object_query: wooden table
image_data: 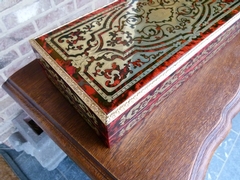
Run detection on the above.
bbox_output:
[3,32,240,180]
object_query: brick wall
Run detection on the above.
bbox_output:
[0,0,115,144]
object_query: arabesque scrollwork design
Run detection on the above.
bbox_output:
[45,0,239,102]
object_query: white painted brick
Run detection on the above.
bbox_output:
[76,0,93,8]
[35,1,75,30]
[60,5,93,25]
[0,103,23,122]
[54,0,65,5]
[0,23,36,51]
[9,23,36,41]
[0,89,7,99]
[0,36,18,52]
[2,0,52,29]
[0,74,7,99]
[4,52,36,78]
[0,50,19,69]
[0,0,22,12]
[0,124,17,144]
[33,21,61,37]
[0,96,15,112]
[0,0,110,145]
[0,74,5,85]
[18,41,34,55]
[94,0,109,9]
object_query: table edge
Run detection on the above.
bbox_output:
[2,62,240,180]
[190,85,240,180]
[2,79,117,180]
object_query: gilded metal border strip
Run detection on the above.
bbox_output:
[30,11,240,125]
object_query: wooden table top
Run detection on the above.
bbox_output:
[3,32,240,180]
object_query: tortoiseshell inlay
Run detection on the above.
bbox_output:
[33,0,240,116]
[44,0,239,102]
[31,0,240,146]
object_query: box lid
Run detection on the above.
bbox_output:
[30,0,240,125]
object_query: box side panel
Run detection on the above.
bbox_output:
[39,59,110,147]
[108,19,240,146]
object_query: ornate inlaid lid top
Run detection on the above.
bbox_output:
[31,0,240,123]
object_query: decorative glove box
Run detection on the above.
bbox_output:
[30,0,240,147]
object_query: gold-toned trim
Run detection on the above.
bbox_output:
[40,1,240,103]
[30,11,240,125]
[29,39,108,123]
[106,12,240,124]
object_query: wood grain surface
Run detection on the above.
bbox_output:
[3,32,240,180]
